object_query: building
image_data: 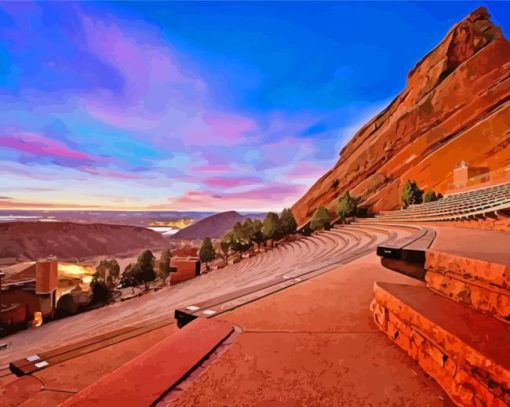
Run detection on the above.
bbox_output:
[169,257,201,285]
[1,259,58,323]
[452,161,489,188]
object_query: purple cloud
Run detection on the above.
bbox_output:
[0,133,103,166]
[182,112,258,147]
[164,183,305,211]
[203,176,262,189]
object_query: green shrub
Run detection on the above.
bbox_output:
[310,206,330,231]
[336,191,357,223]
[401,180,424,208]
[424,191,437,203]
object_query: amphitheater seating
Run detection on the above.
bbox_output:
[375,182,510,222]
[174,223,417,327]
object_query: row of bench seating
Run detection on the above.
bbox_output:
[374,182,510,222]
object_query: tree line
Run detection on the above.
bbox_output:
[89,248,173,302]
[198,208,298,268]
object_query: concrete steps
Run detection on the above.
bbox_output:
[425,250,510,322]
[372,225,510,406]
[371,282,509,406]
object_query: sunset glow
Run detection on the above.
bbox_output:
[1,2,509,211]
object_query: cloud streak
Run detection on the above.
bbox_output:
[0,133,105,168]
[0,3,398,211]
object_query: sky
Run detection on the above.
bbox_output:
[1,2,509,212]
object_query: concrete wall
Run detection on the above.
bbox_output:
[36,260,58,294]
[1,288,40,319]
[170,257,201,285]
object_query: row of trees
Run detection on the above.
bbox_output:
[89,248,174,302]
[223,209,297,254]
[401,180,443,209]
[198,208,299,267]
[309,191,359,231]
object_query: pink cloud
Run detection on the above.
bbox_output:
[261,137,317,166]
[182,112,258,147]
[81,15,208,131]
[203,176,261,189]
[80,167,144,180]
[191,162,234,174]
[0,133,99,162]
[163,183,305,211]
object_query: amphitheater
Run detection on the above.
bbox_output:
[1,180,509,406]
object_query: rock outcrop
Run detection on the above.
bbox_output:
[292,7,510,225]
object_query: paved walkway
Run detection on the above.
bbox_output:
[166,253,452,406]
[430,225,510,265]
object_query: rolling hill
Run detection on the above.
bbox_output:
[170,211,264,240]
[0,222,169,260]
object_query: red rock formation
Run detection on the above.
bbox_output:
[292,7,510,225]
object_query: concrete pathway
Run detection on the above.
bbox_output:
[167,253,452,406]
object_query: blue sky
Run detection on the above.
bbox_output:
[0,2,509,211]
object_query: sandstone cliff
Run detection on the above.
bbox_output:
[292,7,510,225]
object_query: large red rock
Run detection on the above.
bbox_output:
[292,7,510,225]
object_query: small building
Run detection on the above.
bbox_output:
[169,257,201,285]
[1,259,59,322]
[453,161,489,188]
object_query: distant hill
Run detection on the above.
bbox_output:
[0,222,169,260]
[170,211,264,240]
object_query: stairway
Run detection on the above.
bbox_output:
[371,251,510,406]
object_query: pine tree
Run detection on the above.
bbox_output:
[280,208,297,235]
[310,207,330,231]
[199,238,216,269]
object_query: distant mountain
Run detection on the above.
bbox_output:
[170,211,264,241]
[0,222,169,261]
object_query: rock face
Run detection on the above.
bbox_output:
[292,7,510,225]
